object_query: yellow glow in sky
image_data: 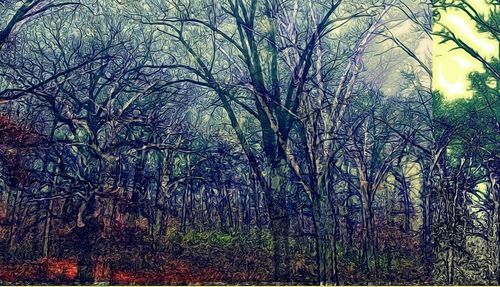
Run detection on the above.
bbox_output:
[433,0,499,100]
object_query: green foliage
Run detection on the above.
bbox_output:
[182,230,233,248]
[434,60,499,161]
[181,229,273,252]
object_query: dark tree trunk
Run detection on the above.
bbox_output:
[251,174,262,229]
[268,159,290,282]
[360,181,373,273]
[421,168,433,272]
[74,218,98,284]
[311,183,339,285]
[8,188,21,257]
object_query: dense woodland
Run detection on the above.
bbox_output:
[0,0,498,285]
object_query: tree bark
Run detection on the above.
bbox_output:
[8,188,21,257]
[359,179,374,273]
[420,165,433,271]
[75,197,99,285]
[311,176,339,285]
[42,199,53,258]
[486,159,500,284]
[268,158,291,282]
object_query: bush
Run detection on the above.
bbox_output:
[180,228,273,251]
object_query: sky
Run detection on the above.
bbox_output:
[433,0,498,100]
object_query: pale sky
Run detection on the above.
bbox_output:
[433,0,498,100]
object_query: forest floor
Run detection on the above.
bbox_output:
[0,229,430,285]
[0,255,276,285]
[0,252,431,285]
[0,249,277,285]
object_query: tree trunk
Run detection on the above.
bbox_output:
[268,159,290,282]
[181,185,189,233]
[446,248,454,285]
[224,184,234,230]
[42,199,53,258]
[75,218,98,284]
[394,170,412,233]
[486,159,500,284]
[251,174,262,229]
[493,188,500,284]
[421,167,433,271]
[8,188,21,257]
[181,155,191,233]
[152,208,163,249]
[311,177,339,285]
[75,196,99,285]
[359,180,374,273]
